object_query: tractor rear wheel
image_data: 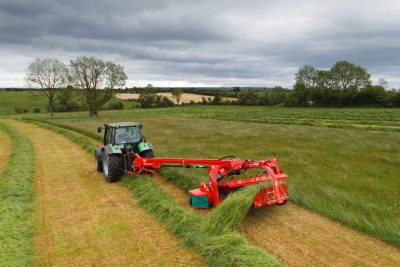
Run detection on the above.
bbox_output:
[102,152,123,182]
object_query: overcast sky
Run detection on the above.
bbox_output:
[0,0,399,88]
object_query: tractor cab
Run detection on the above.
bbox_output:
[98,122,143,146]
[95,122,154,182]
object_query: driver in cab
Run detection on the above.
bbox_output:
[116,127,136,143]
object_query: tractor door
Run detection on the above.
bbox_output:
[110,127,116,144]
[104,126,111,145]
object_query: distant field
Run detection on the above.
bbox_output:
[139,106,400,131]
[116,92,236,104]
[24,106,400,132]
[0,91,48,115]
[21,107,400,245]
[0,91,134,115]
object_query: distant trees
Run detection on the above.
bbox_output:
[69,56,127,117]
[236,87,289,106]
[26,58,68,117]
[295,61,371,91]
[138,84,174,108]
[54,85,83,112]
[172,88,183,105]
[291,60,400,106]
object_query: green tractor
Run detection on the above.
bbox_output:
[95,122,154,182]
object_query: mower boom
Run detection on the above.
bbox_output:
[130,155,288,208]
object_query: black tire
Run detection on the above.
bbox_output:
[140,150,154,158]
[102,152,123,182]
[96,158,103,172]
[95,150,103,172]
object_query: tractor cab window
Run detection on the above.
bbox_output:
[105,127,111,144]
[115,126,141,144]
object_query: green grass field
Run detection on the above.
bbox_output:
[19,106,400,246]
[0,91,134,115]
[17,106,400,131]
[0,91,48,115]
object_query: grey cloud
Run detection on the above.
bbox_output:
[0,0,399,88]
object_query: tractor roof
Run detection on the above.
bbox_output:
[107,122,142,128]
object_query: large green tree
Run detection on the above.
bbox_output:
[294,65,318,90]
[329,61,371,90]
[69,56,127,117]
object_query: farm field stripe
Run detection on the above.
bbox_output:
[23,118,400,265]
[7,120,205,266]
[151,174,209,217]
[22,118,209,217]
[0,127,12,173]
[157,167,400,265]
[0,120,35,266]
[241,203,400,267]
[21,119,205,215]
[23,120,283,266]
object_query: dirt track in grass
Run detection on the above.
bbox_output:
[241,203,400,267]
[0,127,12,173]
[152,174,209,216]
[8,120,205,267]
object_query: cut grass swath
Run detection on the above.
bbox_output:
[23,119,283,266]
[0,121,35,266]
[22,117,101,142]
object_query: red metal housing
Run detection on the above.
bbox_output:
[129,155,288,208]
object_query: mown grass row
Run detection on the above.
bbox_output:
[23,119,283,266]
[19,106,400,133]
[0,122,36,266]
[22,118,101,142]
[90,106,400,132]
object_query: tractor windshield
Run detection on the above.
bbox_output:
[115,126,141,144]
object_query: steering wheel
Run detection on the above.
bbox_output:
[118,133,130,142]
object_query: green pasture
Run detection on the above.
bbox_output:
[0,91,133,115]
[20,107,400,246]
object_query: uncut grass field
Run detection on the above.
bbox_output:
[21,106,400,246]
[0,91,134,115]
[0,91,48,115]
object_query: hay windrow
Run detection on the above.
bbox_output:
[0,121,35,266]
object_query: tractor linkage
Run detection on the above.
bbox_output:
[128,155,288,209]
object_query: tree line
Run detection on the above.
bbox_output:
[26,57,127,117]
[235,61,400,107]
[26,57,400,118]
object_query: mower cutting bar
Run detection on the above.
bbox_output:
[131,154,288,208]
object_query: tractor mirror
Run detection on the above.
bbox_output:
[97,127,102,133]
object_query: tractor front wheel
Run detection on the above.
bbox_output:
[102,152,123,182]
[96,157,103,172]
